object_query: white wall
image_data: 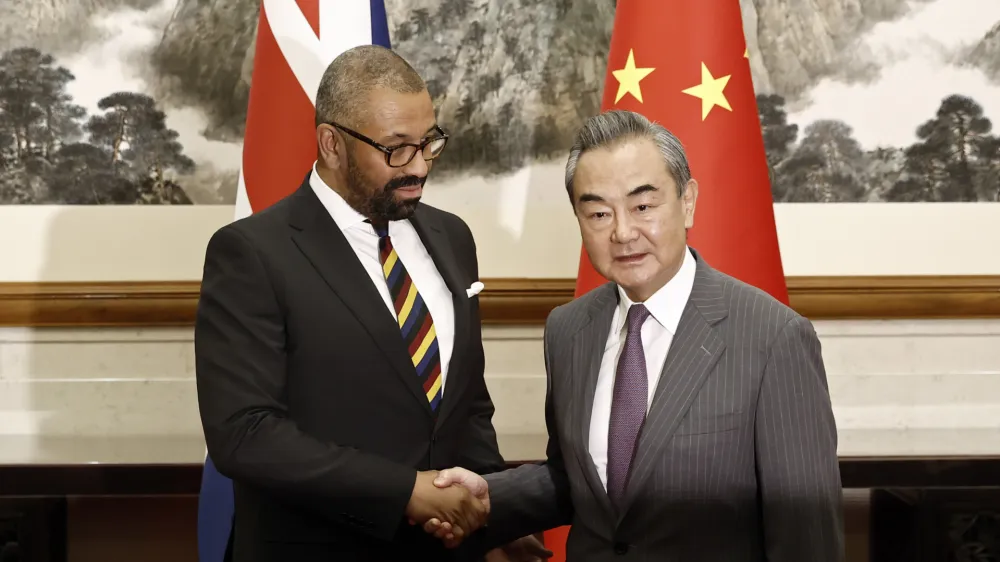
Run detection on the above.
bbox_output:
[2,172,1000,282]
[2,319,998,463]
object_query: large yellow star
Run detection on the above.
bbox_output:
[612,49,655,104]
[681,62,732,120]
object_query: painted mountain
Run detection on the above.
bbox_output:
[0,0,997,203]
[967,21,1000,81]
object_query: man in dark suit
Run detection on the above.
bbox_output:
[430,109,845,561]
[195,45,508,562]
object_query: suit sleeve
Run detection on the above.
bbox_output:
[755,315,844,562]
[455,376,506,474]
[451,219,506,475]
[195,225,417,542]
[461,316,574,552]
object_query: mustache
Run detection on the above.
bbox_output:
[384,175,426,191]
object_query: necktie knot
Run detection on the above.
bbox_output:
[626,303,651,333]
[366,219,389,239]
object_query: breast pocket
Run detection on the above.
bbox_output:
[672,410,743,436]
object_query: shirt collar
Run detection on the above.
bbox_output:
[308,161,372,233]
[614,246,696,336]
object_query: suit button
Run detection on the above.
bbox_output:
[613,542,629,554]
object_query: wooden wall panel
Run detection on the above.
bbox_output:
[1,276,998,327]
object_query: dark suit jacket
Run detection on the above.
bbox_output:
[195,176,506,562]
[464,252,844,562]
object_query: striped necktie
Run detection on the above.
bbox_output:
[372,222,443,411]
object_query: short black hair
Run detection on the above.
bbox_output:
[314,45,426,128]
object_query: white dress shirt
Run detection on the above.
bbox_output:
[308,163,455,393]
[588,246,697,489]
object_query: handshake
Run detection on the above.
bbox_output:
[404,468,552,560]
[404,467,489,547]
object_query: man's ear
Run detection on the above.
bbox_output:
[682,178,698,229]
[316,124,345,170]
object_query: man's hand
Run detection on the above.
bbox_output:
[404,470,488,545]
[435,467,489,511]
[417,467,490,547]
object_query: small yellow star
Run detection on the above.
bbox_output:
[612,49,655,104]
[744,47,749,58]
[681,62,732,120]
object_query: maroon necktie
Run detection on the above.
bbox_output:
[607,303,651,506]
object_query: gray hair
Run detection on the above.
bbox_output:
[564,109,691,200]
[315,45,426,128]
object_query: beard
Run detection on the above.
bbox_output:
[346,150,425,222]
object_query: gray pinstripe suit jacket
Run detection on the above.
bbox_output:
[471,251,844,561]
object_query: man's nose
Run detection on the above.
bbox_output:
[611,214,639,243]
[402,153,429,177]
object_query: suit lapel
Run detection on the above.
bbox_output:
[408,207,472,430]
[287,178,433,418]
[616,259,728,522]
[571,285,617,518]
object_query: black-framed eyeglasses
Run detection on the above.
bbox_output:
[328,122,449,168]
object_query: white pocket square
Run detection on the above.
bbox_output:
[466,281,484,298]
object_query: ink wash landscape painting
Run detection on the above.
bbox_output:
[0,0,998,205]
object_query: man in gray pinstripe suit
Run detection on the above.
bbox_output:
[428,109,844,561]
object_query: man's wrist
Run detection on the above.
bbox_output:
[406,470,438,512]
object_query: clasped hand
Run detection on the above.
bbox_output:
[404,469,489,547]
[412,468,553,561]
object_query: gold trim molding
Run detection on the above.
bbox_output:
[1,276,998,327]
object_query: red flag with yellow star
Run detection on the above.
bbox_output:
[572,0,788,306]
